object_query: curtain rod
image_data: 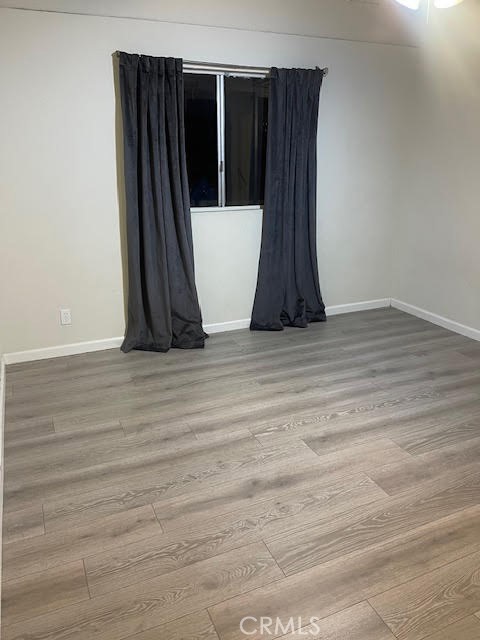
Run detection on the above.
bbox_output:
[184,60,329,77]
[114,53,328,76]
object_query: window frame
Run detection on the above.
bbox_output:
[184,66,268,212]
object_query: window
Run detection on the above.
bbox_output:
[184,71,269,209]
[184,74,218,208]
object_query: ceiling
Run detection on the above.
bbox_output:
[0,0,424,46]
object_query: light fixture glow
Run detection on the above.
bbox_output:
[433,0,464,7]
[393,0,464,8]
[394,0,421,9]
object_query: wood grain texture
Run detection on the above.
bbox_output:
[2,504,162,580]
[3,414,54,443]
[209,507,480,640]
[39,439,312,532]
[266,473,480,575]
[4,543,281,640]
[3,308,480,640]
[2,561,89,626]
[85,475,384,596]
[4,431,262,513]
[369,551,480,640]
[392,616,480,640]
[2,504,45,543]
[119,610,219,640]
[368,437,480,496]
[5,422,197,482]
[152,452,387,532]
[278,601,396,639]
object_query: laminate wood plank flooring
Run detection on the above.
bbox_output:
[151,463,386,533]
[209,508,480,640]
[2,504,45,543]
[2,561,89,626]
[4,543,281,640]
[264,480,480,576]
[2,308,480,640]
[84,475,384,597]
[2,504,162,581]
[279,601,397,639]
[369,551,480,639]
[124,610,219,640]
[37,439,313,532]
[368,437,480,495]
[418,617,480,640]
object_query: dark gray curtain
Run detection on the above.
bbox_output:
[250,67,327,331]
[118,53,207,352]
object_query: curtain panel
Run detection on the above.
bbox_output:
[250,67,327,331]
[118,53,206,352]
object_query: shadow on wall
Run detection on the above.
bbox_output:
[112,52,129,322]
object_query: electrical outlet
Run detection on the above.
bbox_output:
[60,308,72,325]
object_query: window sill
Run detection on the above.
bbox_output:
[191,205,263,213]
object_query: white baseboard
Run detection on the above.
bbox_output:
[391,298,480,342]
[2,300,393,364]
[3,337,124,365]
[325,298,391,316]
[204,300,391,333]
[2,323,252,364]
[204,318,251,334]
[4,296,477,365]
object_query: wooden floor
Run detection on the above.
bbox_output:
[2,308,480,640]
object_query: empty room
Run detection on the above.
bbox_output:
[1,1,480,639]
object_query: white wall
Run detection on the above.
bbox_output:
[391,2,480,333]
[0,0,423,46]
[0,7,416,354]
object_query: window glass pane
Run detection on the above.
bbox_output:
[225,76,269,207]
[184,74,218,207]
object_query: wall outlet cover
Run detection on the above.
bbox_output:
[60,308,72,325]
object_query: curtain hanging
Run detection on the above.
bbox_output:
[250,67,327,331]
[118,53,207,352]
